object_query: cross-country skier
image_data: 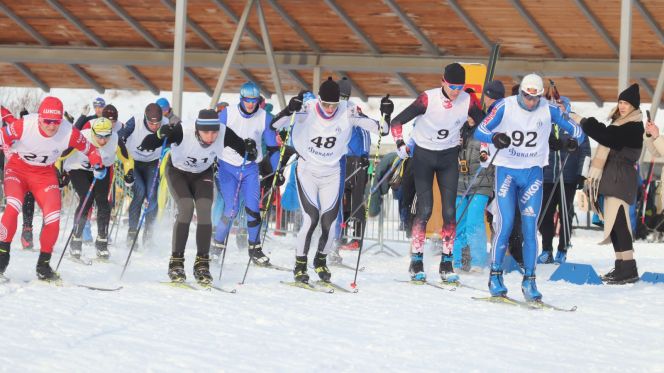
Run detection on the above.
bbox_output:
[74,97,105,129]
[211,82,277,266]
[389,62,483,282]
[60,117,134,260]
[0,97,102,280]
[163,109,250,284]
[1,108,37,251]
[271,77,392,283]
[118,103,170,248]
[475,73,585,300]
[156,98,181,126]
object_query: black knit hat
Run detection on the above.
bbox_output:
[484,80,505,100]
[443,63,466,84]
[618,83,640,109]
[102,104,118,121]
[319,77,340,103]
[195,109,220,131]
[144,103,163,122]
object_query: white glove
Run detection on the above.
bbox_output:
[395,140,410,159]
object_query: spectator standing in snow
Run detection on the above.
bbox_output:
[579,83,643,284]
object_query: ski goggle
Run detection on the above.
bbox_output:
[146,119,161,126]
[94,132,112,139]
[520,89,542,102]
[443,79,465,91]
[42,119,62,126]
[241,96,260,104]
[319,99,339,110]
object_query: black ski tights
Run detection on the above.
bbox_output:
[165,160,214,257]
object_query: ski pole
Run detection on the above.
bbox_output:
[120,138,168,280]
[259,155,298,182]
[537,152,571,230]
[351,114,387,289]
[347,156,402,221]
[55,177,98,271]
[108,176,127,242]
[218,154,248,281]
[242,112,296,284]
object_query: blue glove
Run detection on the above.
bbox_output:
[93,166,107,180]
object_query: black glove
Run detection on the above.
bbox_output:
[57,169,70,188]
[549,135,562,151]
[565,138,579,153]
[275,172,285,187]
[288,91,304,113]
[380,94,394,123]
[124,169,135,187]
[244,138,258,162]
[492,133,511,149]
[576,175,586,190]
[158,125,174,139]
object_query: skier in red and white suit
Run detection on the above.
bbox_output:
[0,96,102,281]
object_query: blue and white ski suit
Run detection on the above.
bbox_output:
[214,104,277,246]
[475,95,584,273]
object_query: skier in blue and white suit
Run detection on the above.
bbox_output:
[212,81,277,266]
[475,73,585,301]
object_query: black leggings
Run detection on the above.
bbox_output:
[412,145,459,242]
[70,169,112,239]
[538,182,576,252]
[165,160,214,257]
[610,205,633,252]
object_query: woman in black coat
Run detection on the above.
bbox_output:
[578,83,644,284]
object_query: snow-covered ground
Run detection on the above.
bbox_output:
[1,218,663,372]
[1,87,664,371]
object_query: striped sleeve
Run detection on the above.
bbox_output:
[475,100,505,143]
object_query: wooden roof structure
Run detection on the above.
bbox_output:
[0,0,662,106]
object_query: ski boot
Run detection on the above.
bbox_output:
[0,242,10,275]
[600,260,622,282]
[167,254,186,283]
[210,240,225,261]
[439,253,460,283]
[21,226,34,251]
[521,270,542,301]
[488,265,507,297]
[327,248,343,265]
[95,237,110,260]
[554,250,567,264]
[537,250,554,264]
[409,253,426,281]
[607,259,639,285]
[313,252,331,282]
[70,237,83,259]
[82,221,93,243]
[36,252,60,281]
[293,256,309,283]
[248,244,270,266]
[193,255,213,286]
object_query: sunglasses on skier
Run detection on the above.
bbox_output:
[443,79,465,91]
[241,97,260,104]
[319,99,339,111]
[520,89,542,102]
[94,132,112,139]
[42,119,62,126]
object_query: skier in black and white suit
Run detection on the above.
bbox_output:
[161,109,252,285]
[271,78,392,283]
